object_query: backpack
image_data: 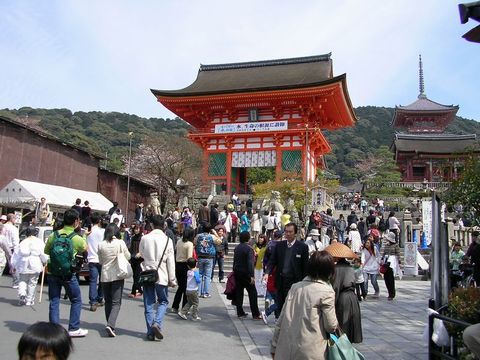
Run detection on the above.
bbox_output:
[231,213,238,228]
[49,231,75,277]
[378,218,388,232]
[195,233,216,257]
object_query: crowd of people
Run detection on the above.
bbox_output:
[0,194,432,360]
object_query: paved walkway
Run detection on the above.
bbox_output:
[215,278,430,360]
[0,274,430,359]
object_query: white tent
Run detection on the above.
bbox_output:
[0,179,113,212]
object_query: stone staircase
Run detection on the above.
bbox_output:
[212,241,238,278]
[212,240,430,279]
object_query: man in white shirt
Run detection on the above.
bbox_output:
[139,215,177,341]
[87,213,105,311]
[4,214,19,287]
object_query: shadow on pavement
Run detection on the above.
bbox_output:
[4,320,30,334]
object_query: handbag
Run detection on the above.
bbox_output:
[138,238,169,286]
[379,263,389,274]
[223,272,236,300]
[116,243,133,280]
[328,331,365,360]
[379,255,390,274]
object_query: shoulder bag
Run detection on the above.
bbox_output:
[138,238,169,286]
[328,330,365,360]
[116,242,133,280]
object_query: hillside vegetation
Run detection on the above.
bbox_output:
[1,106,479,184]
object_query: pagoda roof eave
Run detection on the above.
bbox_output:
[151,74,345,98]
[153,74,356,130]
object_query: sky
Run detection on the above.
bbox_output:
[0,0,479,121]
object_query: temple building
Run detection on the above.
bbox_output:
[151,54,356,194]
[391,56,478,183]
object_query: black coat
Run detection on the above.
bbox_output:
[268,240,309,289]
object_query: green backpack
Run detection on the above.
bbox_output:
[49,231,75,277]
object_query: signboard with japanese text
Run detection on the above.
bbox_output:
[214,120,288,134]
[422,199,432,246]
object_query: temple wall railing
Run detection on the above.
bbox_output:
[365,181,451,190]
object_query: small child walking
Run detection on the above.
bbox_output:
[353,257,367,301]
[178,258,201,321]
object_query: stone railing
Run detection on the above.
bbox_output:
[365,181,450,190]
[449,226,475,248]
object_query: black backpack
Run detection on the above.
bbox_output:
[378,218,388,232]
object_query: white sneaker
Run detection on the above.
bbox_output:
[68,328,88,337]
[26,301,34,306]
[261,311,268,325]
[177,312,188,320]
[192,316,201,321]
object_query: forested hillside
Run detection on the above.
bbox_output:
[1,106,479,184]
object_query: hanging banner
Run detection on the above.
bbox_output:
[215,120,288,134]
[422,199,432,246]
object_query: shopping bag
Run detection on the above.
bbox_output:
[117,251,133,279]
[328,333,365,360]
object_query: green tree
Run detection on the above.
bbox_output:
[444,156,480,226]
[247,167,275,185]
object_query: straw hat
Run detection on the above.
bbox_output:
[324,242,358,259]
[309,228,320,236]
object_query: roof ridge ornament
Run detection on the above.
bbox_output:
[418,54,427,99]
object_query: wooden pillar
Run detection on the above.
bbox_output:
[226,150,232,195]
[303,129,309,184]
[275,148,282,183]
[429,159,433,182]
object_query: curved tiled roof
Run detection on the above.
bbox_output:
[396,96,458,112]
[393,133,478,154]
[151,54,334,97]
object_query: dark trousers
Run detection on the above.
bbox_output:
[229,228,237,243]
[172,262,188,310]
[355,282,367,300]
[234,272,260,317]
[102,280,124,329]
[383,268,396,298]
[276,276,295,318]
[130,257,143,295]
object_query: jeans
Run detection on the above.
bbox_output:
[337,230,345,244]
[142,283,168,336]
[88,262,103,305]
[197,258,213,296]
[102,280,124,329]
[265,291,278,317]
[364,272,380,295]
[18,273,40,303]
[254,268,265,297]
[48,274,82,331]
[211,255,225,281]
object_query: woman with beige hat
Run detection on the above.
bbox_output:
[325,242,363,344]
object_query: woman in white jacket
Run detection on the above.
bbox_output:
[361,236,380,298]
[11,227,48,306]
[98,223,131,337]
